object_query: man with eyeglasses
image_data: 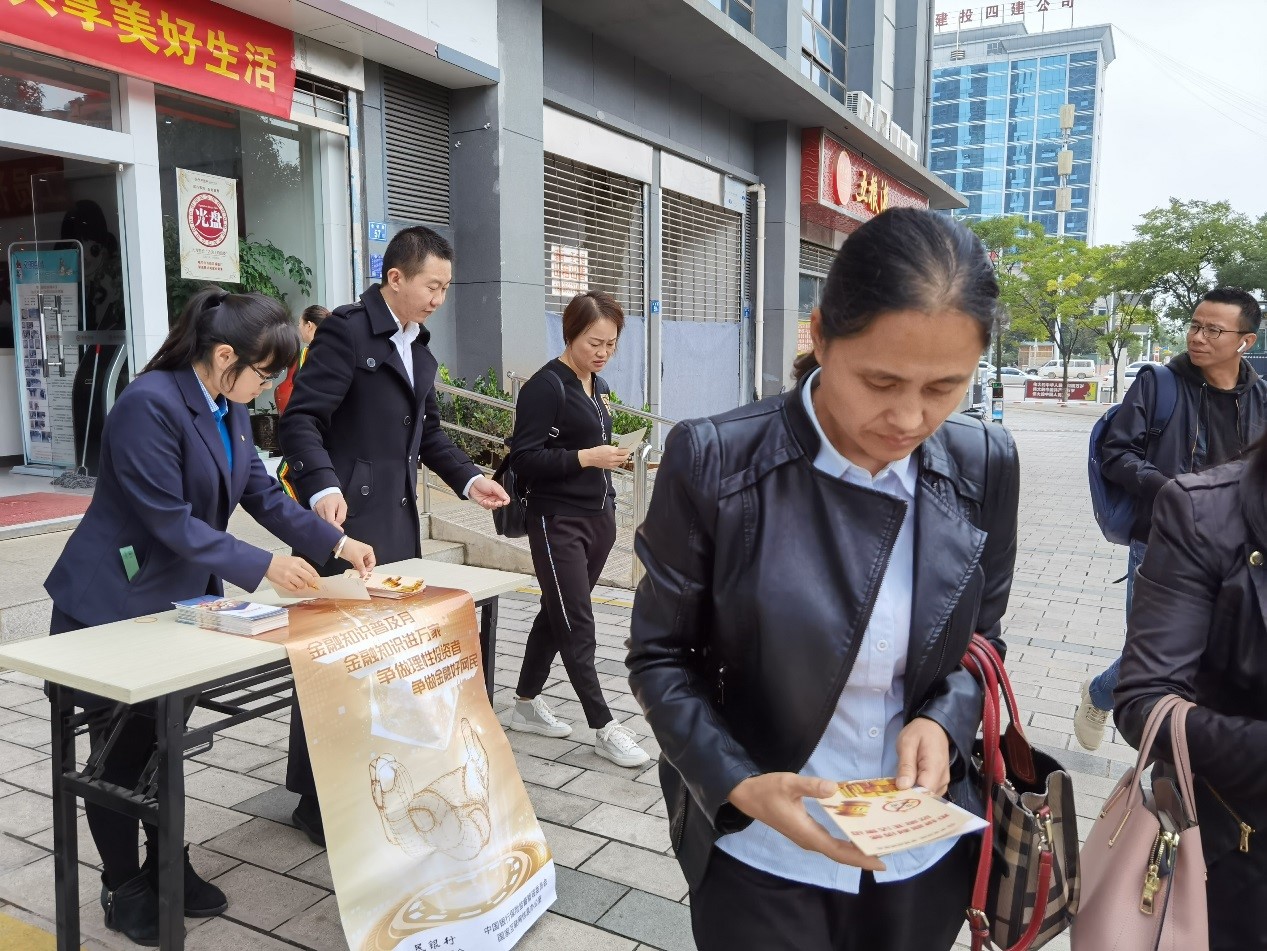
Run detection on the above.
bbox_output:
[1074,287,1267,750]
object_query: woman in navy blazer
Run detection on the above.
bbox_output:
[44,287,375,945]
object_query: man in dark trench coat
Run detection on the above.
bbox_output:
[277,225,509,843]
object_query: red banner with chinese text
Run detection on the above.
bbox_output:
[2,0,295,119]
[800,128,928,237]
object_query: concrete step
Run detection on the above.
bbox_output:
[418,537,465,564]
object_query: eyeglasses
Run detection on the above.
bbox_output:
[1187,321,1246,342]
[248,365,283,384]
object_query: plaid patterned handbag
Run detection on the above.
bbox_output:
[962,634,1081,951]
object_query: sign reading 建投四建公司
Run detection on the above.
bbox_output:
[177,169,239,283]
[933,0,1075,31]
[0,0,296,119]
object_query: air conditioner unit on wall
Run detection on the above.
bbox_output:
[872,106,891,136]
[896,130,912,154]
[845,90,875,126]
[904,137,920,159]
[886,120,902,142]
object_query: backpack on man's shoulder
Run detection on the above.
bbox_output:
[1087,365,1177,545]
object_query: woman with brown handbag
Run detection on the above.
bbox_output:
[1113,418,1267,950]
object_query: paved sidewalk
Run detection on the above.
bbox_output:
[0,403,1130,951]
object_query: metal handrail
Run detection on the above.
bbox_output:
[435,381,515,412]
[505,372,676,427]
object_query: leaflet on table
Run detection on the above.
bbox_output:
[352,571,428,600]
[271,575,371,601]
[816,777,987,857]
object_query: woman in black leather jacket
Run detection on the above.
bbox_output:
[628,208,1020,951]
[1115,447,1267,950]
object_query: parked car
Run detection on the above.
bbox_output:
[978,360,996,384]
[1102,360,1164,393]
[1039,358,1097,379]
[998,366,1027,385]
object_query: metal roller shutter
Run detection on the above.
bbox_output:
[662,190,743,322]
[799,240,836,277]
[383,69,450,225]
[543,153,645,315]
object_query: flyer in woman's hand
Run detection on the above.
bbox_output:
[816,777,987,857]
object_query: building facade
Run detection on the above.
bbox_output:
[0,0,962,477]
[929,22,1114,242]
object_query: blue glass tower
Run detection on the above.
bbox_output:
[929,23,1114,242]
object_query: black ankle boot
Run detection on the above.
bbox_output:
[291,794,325,848]
[141,844,228,918]
[100,870,160,947]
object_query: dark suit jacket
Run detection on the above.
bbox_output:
[277,284,479,567]
[45,367,342,626]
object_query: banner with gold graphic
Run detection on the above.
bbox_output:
[275,588,554,950]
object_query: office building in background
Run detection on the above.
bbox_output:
[930,21,1114,242]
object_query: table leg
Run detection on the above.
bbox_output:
[155,693,186,950]
[50,685,80,951]
[479,599,498,700]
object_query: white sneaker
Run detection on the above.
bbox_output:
[1074,678,1109,751]
[510,696,572,738]
[595,720,650,768]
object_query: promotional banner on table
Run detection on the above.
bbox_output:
[8,246,83,468]
[278,588,554,951]
[176,168,239,282]
[0,0,296,119]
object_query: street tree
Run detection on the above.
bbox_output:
[1217,212,1267,296]
[997,234,1115,400]
[1118,199,1258,320]
[965,216,1044,380]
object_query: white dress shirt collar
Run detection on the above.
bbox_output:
[383,301,419,387]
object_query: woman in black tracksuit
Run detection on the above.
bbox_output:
[505,291,650,768]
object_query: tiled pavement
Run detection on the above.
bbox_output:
[0,401,1132,950]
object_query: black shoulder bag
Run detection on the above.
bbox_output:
[492,371,566,538]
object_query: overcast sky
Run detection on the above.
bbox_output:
[933,0,1267,246]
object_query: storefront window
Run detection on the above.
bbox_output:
[0,42,118,131]
[155,89,351,324]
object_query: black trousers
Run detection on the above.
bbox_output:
[516,510,617,729]
[1208,842,1267,950]
[690,838,978,951]
[51,606,164,888]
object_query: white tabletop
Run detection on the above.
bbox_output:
[0,559,530,705]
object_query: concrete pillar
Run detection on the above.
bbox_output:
[449,0,546,385]
[117,77,167,369]
[753,122,802,397]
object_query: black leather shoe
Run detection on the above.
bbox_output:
[142,845,228,918]
[100,871,160,947]
[291,794,326,848]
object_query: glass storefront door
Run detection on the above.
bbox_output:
[4,153,129,474]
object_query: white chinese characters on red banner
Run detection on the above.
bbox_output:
[800,129,929,236]
[1025,379,1097,401]
[934,0,1073,30]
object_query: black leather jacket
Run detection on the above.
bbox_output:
[627,382,1020,888]
[1116,462,1267,863]
[1101,355,1267,543]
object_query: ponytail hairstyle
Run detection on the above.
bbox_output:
[792,208,999,381]
[143,286,301,386]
